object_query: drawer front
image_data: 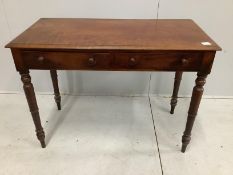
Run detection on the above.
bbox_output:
[22,51,203,71]
[22,51,113,70]
[114,52,203,71]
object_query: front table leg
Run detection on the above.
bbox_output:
[181,72,207,153]
[20,71,46,148]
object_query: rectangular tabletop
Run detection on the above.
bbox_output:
[6,18,221,51]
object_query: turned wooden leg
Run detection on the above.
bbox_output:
[20,71,46,148]
[170,71,183,114]
[50,70,61,110]
[181,72,207,153]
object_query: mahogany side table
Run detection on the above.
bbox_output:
[5,18,221,152]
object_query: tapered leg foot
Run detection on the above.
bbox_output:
[36,128,46,148]
[170,71,183,114]
[181,144,187,153]
[181,134,191,153]
[56,101,61,110]
[170,99,176,114]
[40,140,46,148]
[50,70,61,110]
[181,72,207,153]
[20,71,46,148]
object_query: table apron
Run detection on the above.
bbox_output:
[17,50,210,72]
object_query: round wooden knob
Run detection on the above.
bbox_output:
[38,56,44,62]
[181,58,189,65]
[129,57,137,66]
[88,57,96,66]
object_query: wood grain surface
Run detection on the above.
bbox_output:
[6,18,221,51]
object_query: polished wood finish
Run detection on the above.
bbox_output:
[6,19,221,152]
[170,71,183,114]
[21,50,203,71]
[114,52,202,71]
[6,18,221,51]
[181,51,215,152]
[182,72,207,152]
[20,71,45,148]
[50,70,61,110]
[22,51,113,70]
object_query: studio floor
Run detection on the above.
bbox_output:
[0,94,232,175]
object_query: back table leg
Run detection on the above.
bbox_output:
[170,71,183,114]
[20,71,46,148]
[50,70,61,110]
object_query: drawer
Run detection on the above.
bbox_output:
[22,51,203,71]
[22,51,113,70]
[114,52,203,71]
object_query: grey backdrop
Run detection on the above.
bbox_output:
[0,0,232,96]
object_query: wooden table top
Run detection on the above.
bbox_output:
[6,18,221,51]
